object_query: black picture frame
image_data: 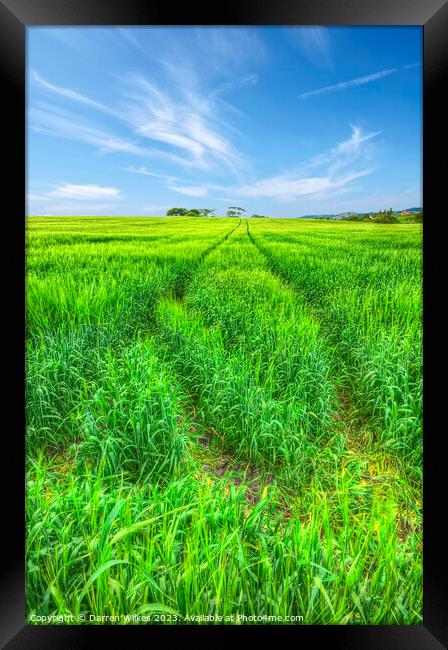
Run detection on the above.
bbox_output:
[1,1,446,647]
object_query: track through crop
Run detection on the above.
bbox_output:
[26,216,422,625]
[245,221,413,505]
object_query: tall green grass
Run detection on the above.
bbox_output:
[27,454,421,624]
[248,220,422,473]
[26,216,422,625]
[155,227,336,482]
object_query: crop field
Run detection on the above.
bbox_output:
[26,216,422,625]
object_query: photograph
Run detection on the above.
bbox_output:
[25,25,423,627]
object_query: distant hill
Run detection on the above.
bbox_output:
[299,208,422,220]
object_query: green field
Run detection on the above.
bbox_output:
[26,216,422,625]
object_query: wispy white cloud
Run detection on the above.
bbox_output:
[29,105,197,170]
[299,68,396,99]
[288,27,333,69]
[234,168,373,201]
[48,183,122,200]
[31,71,120,118]
[164,125,380,202]
[45,28,91,51]
[298,62,419,99]
[29,29,265,185]
[171,185,208,197]
[32,202,117,216]
[29,106,150,156]
[31,63,250,174]
[28,29,421,217]
[122,74,247,173]
[124,165,178,182]
[117,28,149,57]
[194,28,267,75]
[125,165,209,198]
[306,125,381,176]
[26,193,48,202]
[27,182,123,216]
[237,125,379,200]
[212,74,259,98]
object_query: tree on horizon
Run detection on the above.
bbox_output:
[226,206,246,218]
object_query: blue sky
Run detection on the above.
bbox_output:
[27,26,422,217]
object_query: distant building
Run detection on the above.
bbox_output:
[401,210,412,215]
